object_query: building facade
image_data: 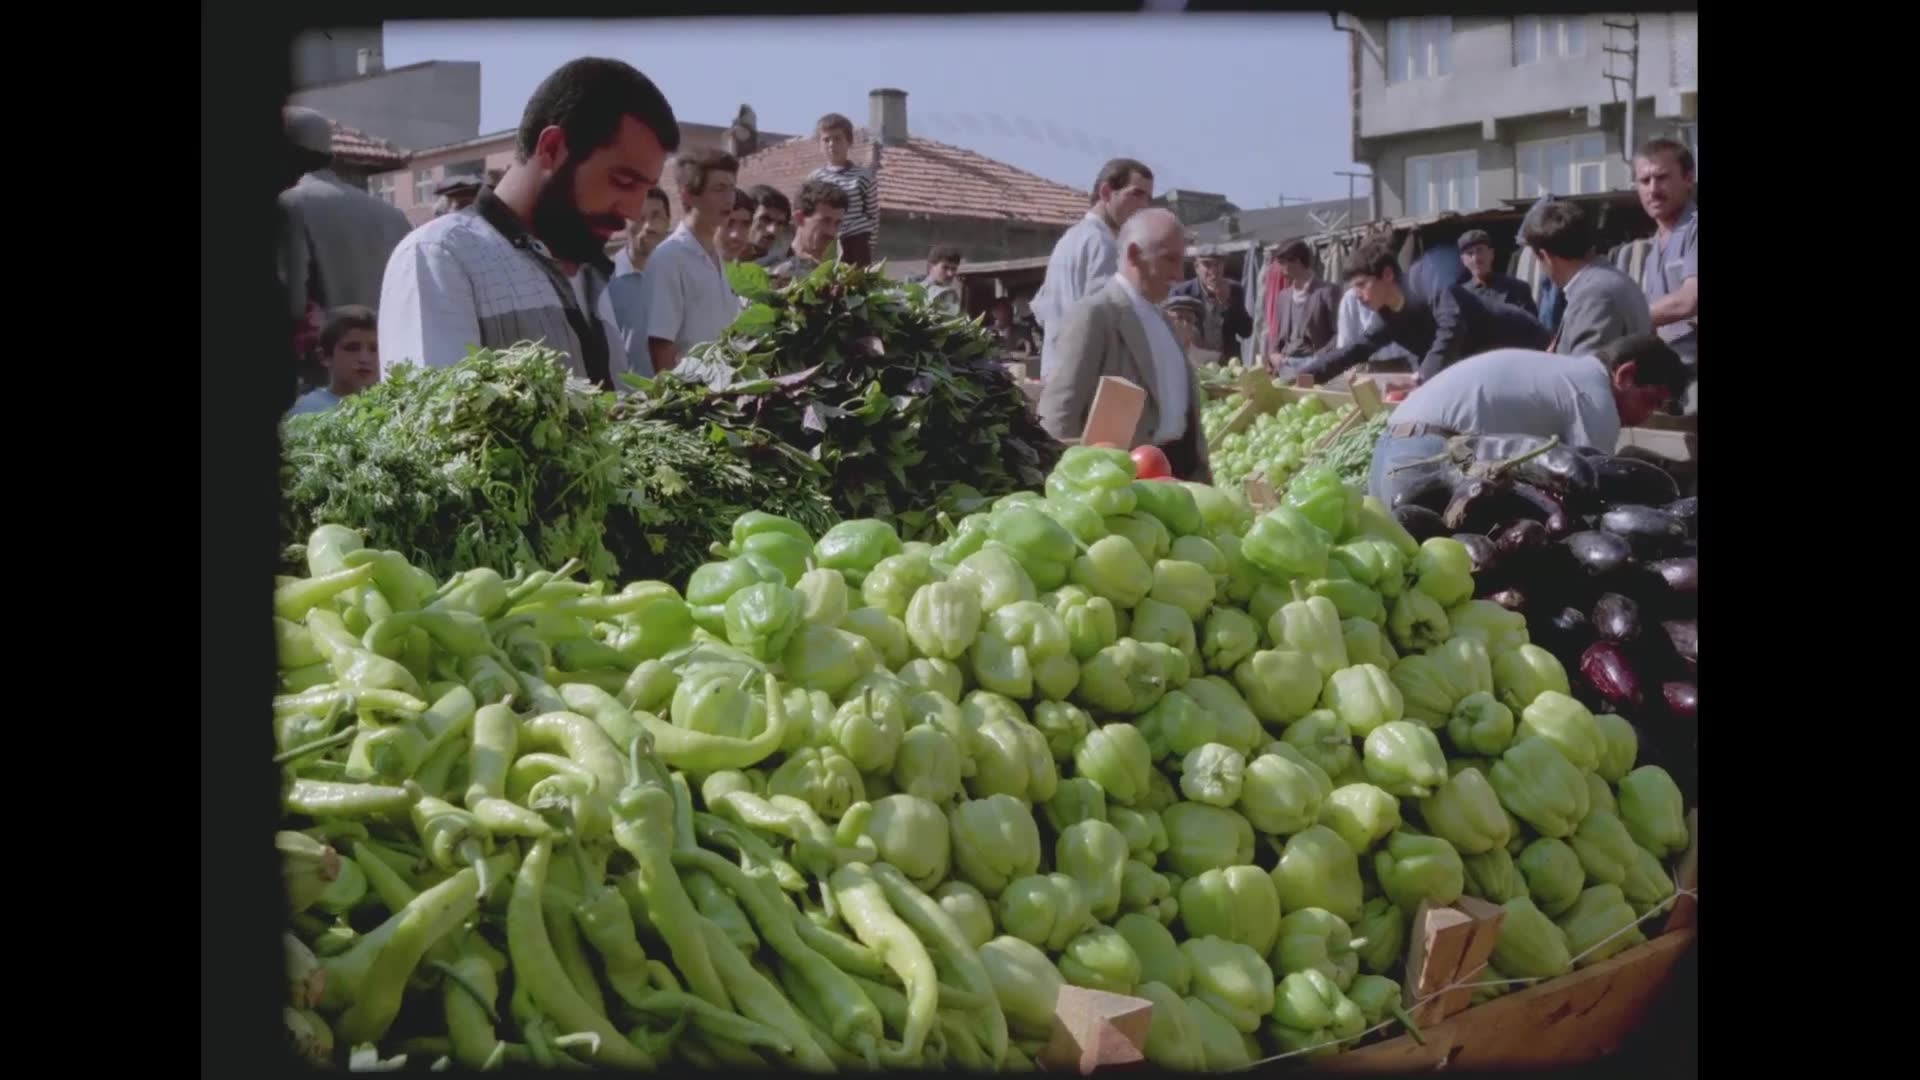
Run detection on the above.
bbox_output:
[289,59,484,155]
[1342,12,1698,220]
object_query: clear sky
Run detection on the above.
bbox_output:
[382,15,1364,211]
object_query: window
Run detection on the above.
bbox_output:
[1387,17,1453,84]
[445,158,486,180]
[1517,134,1608,198]
[1405,151,1478,216]
[369,173,397,206]
[413,168,437,206]
[1677,123,1699,178]
[1514,16,1586,64]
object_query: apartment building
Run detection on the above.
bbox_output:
[1340,12,1698,221]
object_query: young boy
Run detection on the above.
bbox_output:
[288,306,380,416]
[808,112,879,267]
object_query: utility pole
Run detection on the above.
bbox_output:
[1602,16,1641,171]
[1334,170,1371,234]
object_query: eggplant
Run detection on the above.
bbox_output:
[1634,557,1699,619]
[1510,446,1600,506]
[1564,531,1633,578]
[1662,681,1697,724]
[1452,533,1501,577]
[1598,505,1688,558]
[1509,481,1575,537]
[1649,557,1698,597]
[1493,519,1550,559]
[1591,593,1642,645]
[1443,478,1541,534]
[1393,504,1449,543]
[1664,496,1698,537]
[1591,455,1681,505]
[1488,587,1527,613]
[1580,640,1645,714]
[1574,445,1612,459]
[1661,619,1697,676]
[1390,469,1459,514]
[1531,605,1595,659]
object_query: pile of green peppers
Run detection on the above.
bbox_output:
[275,441,1694,1071]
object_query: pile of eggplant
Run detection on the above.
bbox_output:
[1385,435,1697,795]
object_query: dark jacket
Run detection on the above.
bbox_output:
[1169,277,1253,358]
[1301,283,1550,385]
[1462,274,1539,317]
[1268,277,1342,366]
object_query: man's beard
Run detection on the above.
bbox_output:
[531,161,624,265]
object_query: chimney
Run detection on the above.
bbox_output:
[869,88,909,147]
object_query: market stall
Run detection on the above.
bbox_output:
[272,265,1696,1072]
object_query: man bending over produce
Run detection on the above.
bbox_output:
[1291,236,1548,388]
[1365,334,1689,505]
[1038,207,1210,482]
[378,58,680,389]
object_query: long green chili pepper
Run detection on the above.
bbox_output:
[695,920,838,1073]
[611,782,733,1012]
[438,953,523,1070]
[623,1010,691,1063]
[550,637,630,673]
[272,726,358,767]
[557,683,644,750]
[461,655,520,706]
[504,837,655,1068]
[629,989,795,1056]
[410,796,496,900]
[346,720,430,783]
[670,772,758,953]
[672,846,886,1062]
[462,701,519,808]
[350,838,420,911]
[629,676,789,773]
[275,562,376,622]
[276,616,326,669]
[848,973,912,1033]
[520,712,626,794]
[513,667,569,712]
[279,662,336,694]
[283,778,422,820]
[792,915,889,979]
[570,868,655,1008]
[427,567,510,621]
[691,812,809,894]
[306,607,424,696]
[506,754,601,804]
[366,608,497,660]
[542,882,609,1020]
[471,797,556,840]
[552,668,629,696]
[870,861,1009,1067]
[829,861,940,1066]
[327,866,481,1045]
[273,686,427,720]
[940,1010,993,1071]
[339,548,427,612]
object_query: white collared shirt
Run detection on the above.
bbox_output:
[1032,210,1120,378]
[1113,275,1189,444]
[644,223,740,358]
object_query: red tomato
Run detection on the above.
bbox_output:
[1131,445,1173,480]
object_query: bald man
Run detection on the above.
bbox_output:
[1038,208,1210,481]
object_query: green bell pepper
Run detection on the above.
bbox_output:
[1353,897,1406,975]
[1046,446,1140,518]
[1178,865,1281,955]
[967,715,1058,802]
[1201,607,1261,675]
[685,556,787,636]
[1362,721,1448,798]
[1386,589,1451,654]
[1345,974,1408,1032]
[1412,537,1474,608]
[933,513,991,567]
[1058,925,1142,996]
[936,882,996,950]
[1058,819,1133,922]
[1110,807,1170,863]
[1388,652,1455,728]
[898,656,965,703]
[997,872,1094,952]
[1106,511,1173,566]
[1161,802,1256,878]
[1462,846,1529,904]
[904,581,983,662]
[720,582,802,661]
[1213,531,1261,606]
[1353,495,1421,559]
[813,519,903,588]
[1515,692,1603,774]
[862,793,952,891]
[1555,884,1645,968]
[1332,538,1406,599]
[1493,896,1572,979]
[1151,559,1217,622]
[1374,829,1465,912]
[1447,692,1516,757]
[1280,709,1358,780]
[862,553,939,619]
[1075,639,1174,716]
[1242,506,1332,581]
[969,600,1079,702]
[1131,479,1204,537]
[1184,481,1251,535]
[1233,648,1324,728]
[1136,981,1208,1072]
[1617,766,1689,858]
[893,723,965,805]
[1305,578,1387,627]
[1568,808,1638,887]
[1586,772,1617,817]
[1180,936,1277,1034]
[1038,497,1108,546]
[731,530,811,587]
[985,506,1078,592]
[1182,676,1264,755]
[782,623,879,699]
[1247,578,1293,633]
[1238,745,1331,836]
[1621,844,1675,916]
[841,607,911,670]
[830,686,908,774]
[1270,582,1349,681]
[1044,777,1109,833]
[1116,913,1191,994]
[951,547,1039,614]
[948,793,1042,898]
[978,935,1066,1042]
[1272,906,1362,991]
[1137,689,1216,762]
[1270,826,1365,923]
[1032,701,1094,764]
[1341,617,1399,671]
[793,567,850,628]
[1180,743,1248,807]
[1491,644,1571,714]
[1170,534,1230,595]
[1318,663,1404,737]
[1489,736,1591,838]
[1418,766,1512,855]
[1591,713,1638,784]
[1064,535,1151,610]
[729,510,812,551]
[767,745,866,821]
[1047,586,1120,661]
[1446,600,1529,656]
[1318,783,1401,856]
[1515,838,1587,916]
[1283,465,1353,539]
[1121,860,1178,924]
[1268,969,1366,1055]
[1073,722,1154,805]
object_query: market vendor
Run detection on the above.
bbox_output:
[1290,236,1549,387]
[1037,208,1210,482]
[1366,334,1690,505]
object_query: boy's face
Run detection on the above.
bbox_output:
[819,127,851,165]
[686,170,737,223]
[1461,243,1495,279]
[928,259,960,286]
[325,328,380,394]
[1349,268,1402,312]
[717,208,753,261]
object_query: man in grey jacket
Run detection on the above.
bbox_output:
[1038,208,1209,481]
[1521,200,1651,358]
[279,107,412,321]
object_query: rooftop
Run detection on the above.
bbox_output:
[329,121,408,169]
[736,126,1088,227]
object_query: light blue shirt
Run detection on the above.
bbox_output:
[287,387,343,417]
[607,270,655,379]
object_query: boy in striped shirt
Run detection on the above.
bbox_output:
[808,112,878,267]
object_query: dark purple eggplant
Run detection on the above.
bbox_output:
[1509,481,1575,537]
[1634,557,1698,619]
[1598,505,1688,558]
[1664,496,1698,537]
[1488,587,1527,613]
[1574,445,1612,459]
[1394,504,1449,543]
[1662,681,1697,724]
[1580,640,1645,714]
[1510,446,1600,505]
[1649,557,1698,597]
[1591,593,1642,645]
[1591,455,1681,505]
[1390,469,1459,514]
[1443,479,1542,533]
[1493,519,1549,556]
[1565,531,1633,578]
[1530,605,1595,658]
[1661,619,1697,676]
[1452,533,1501,576]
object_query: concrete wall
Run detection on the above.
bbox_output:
[876,215,1068,267]
[290,28,384,90]
[289,62,482,153]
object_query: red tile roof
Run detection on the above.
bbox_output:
[736,127,1088,227]
[331,121,408,169]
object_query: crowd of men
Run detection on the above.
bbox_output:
[276,55,1697,497]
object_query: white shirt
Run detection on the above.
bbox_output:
[1390,348,1620,452]
[645,224,739,359]
[1113,275,1189,444]
[611,247,638,278]
[1032,211,1119,379]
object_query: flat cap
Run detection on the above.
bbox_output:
[283,106,334,155]
[1456,228,1493,251]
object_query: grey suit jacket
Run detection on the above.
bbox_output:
[1270,277,1342,362]
[280,169,414,318]
[1038,278,1210,481]
[1553,261,1653,357]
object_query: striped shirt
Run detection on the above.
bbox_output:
[808,163,879,238]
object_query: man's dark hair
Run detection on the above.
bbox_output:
[928,244,963,266]
[1519,200,1596,261]
[1635,136,1695,177]
[732,188,756,214]
[1091,158,1152,205]
[644,186,669,212]
[515,58,681,164]
[1342,237,1402,283]
[748,184,791,217]
[795,179,850,216]
[319,306,377,355]
[1595,334,1690,400]
[816,112,855,140]
[1275,240,1314,267]
[674,148,739,195]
